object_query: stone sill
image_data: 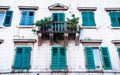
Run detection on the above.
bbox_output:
[82,26,97,29]
[0,70,117,74]
[13,39,36,43]
[80,39,102,43]
[16,26,35,28]
[111,27,120,30]
[0,26,5,28]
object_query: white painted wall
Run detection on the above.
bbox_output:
[0,0,120,75]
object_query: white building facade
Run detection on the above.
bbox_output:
[0,0,120,75]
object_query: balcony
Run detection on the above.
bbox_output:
[37,21,80,33]
[35,14,81,46]
[36,21,80,46]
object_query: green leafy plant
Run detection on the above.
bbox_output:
[53,33,64,43]
[34,17,51,28]
[32,29,36,32]
[67,14,80,30]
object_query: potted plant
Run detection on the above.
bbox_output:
[67,14,81,31]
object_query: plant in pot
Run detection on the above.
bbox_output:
[67,14,80,31]
[34,17,51,31]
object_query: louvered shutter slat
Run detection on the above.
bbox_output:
[51,48,59,70]
[100,47,112,70]
[82,12,89,26]
[59,47,67,69]
[22,47,31,70]
[109,12,119,27]
[20,11,28,25]
[3,11,13,26]
[13,47,22,69]
[89,12,96,26]
[85,46,95,69]
[28,11,34,25]
[117,48,120,57]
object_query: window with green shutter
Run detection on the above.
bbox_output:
[109,12,120,27]
[51,46,67,70]
[82,12,96,26]
[13,46,32,70]
[3,11,13,27]
[20,10,34,26]
[52,13,65,31]
[100,47,112,70]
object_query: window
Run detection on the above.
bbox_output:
[109,12,120,27]
[51,47,67,70]
[52,13,65,31]
[81,12,96,26]
[13,46,32,70]
[0,11,13,26]
[85,46,112,70]
[20,10,35,26]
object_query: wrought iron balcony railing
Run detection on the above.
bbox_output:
[37,21,80,33]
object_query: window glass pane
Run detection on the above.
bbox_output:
[93,49,100,68]
[0,11,5,25]
[29,12,34,16]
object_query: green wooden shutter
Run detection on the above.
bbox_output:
[27,11,34,25]
[52,13,58,21]
[3,11,13,26]
[117,48,120,57]
[88,12,96,26]
[13,47,23,69]
[20,10,28,25]
[82,12,89,26]
[117,12,120,25]
[22,47,32,70]
[109,12,119,27]
[100,47,112,70]
[59,13,65,21]
[59,47,67,69]
[85,46,95,69]
[59,13,65,31]
[51,47,59,70]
